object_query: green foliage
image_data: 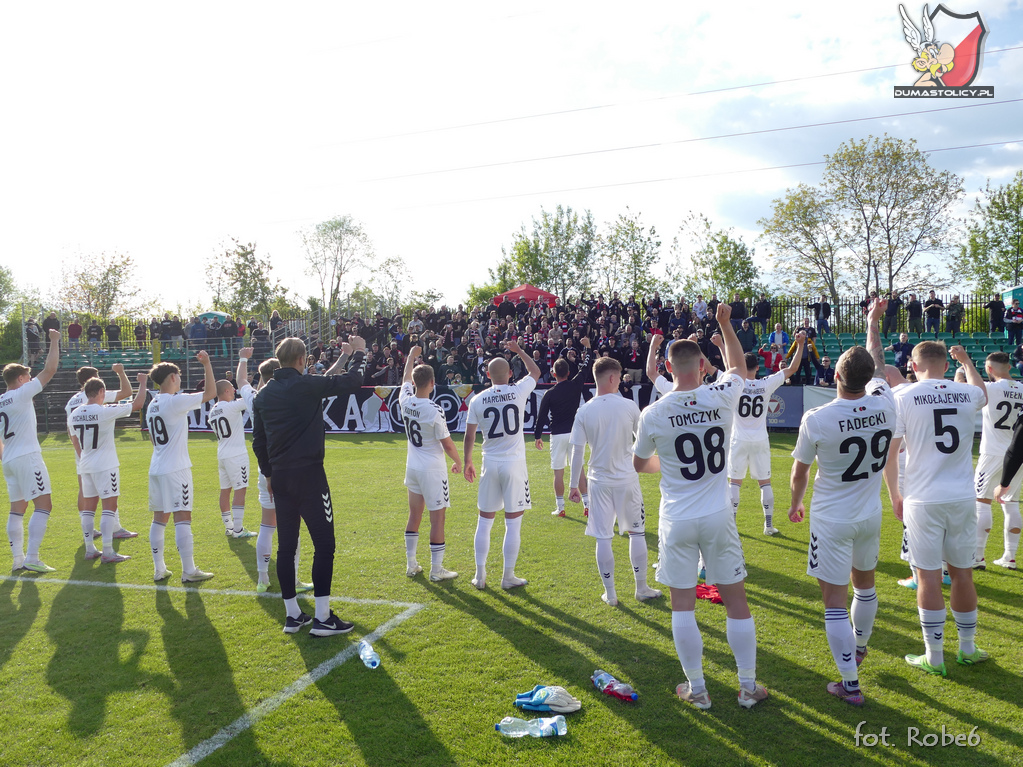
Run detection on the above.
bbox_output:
[206,239,285,318]
[505,205,596,303]
[594,207,662,298]
[302,215,374,314]
[673,213,766,299]
[0,265,15,317]
[466,256,519,309]
[957,171,1023,292]
[52,252,152,319]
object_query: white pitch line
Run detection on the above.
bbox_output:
[0,575,421,608]
[165,602,427,767]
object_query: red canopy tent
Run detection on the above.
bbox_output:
[491,284,559,307]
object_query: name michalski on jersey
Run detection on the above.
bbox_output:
[669,410,721,427]
[838,412,889,432]
[73,413,100,422]
[912,392,973,405]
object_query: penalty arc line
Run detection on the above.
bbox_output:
[165,602,427,767]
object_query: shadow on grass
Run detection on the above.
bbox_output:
[0,577,40,674]
[44,555,153,738]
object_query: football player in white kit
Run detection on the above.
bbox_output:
[463,340,540,590]
[66,364,135,547]
[730,337,803,535]
[567,356,661,606]
[787,299,896,706]
[400,346,462,582]
[145,350,217,583]
[972,352,1023,570]
[2,329,61,573]
[69,373,148,562]
[208,349,257,539]
[244,355,312,595]
[888,342,989,675]
[633,303,768,710]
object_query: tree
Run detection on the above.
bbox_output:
[0,265,15,316]
[53,252,151,318]
[824,135,962,296]
[466,254,519,309]
[759,184,844,303]
[302,215,374,314]
[206,240,284,318]
[956,171,1023,292]
[594,208,662,298]
[505,205,595,302]
[673,214,765,299]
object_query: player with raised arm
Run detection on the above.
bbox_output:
[633,303,768,710]
[972,352,1023,570]
[888,341,989,675]
[146,349,218,583]
[208,348,257,539]
[463,340,540,590]
[730,333,804,535]
[568,356,660,606]
[400,345,462,581]
[66,363,135,548]
[69,373,148,563]
[787,299,897,706]
[533,337,592,518]
[2,329,62,573]
[242,355,312,595]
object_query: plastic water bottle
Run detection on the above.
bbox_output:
[495,716,567,738]
[592,669,638,701]
[357,639,380,669]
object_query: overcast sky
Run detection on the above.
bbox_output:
[2,0,1021,312]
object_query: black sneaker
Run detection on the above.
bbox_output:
[309,611,354,637]
[283,612,313,634]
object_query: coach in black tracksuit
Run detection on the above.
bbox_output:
[533,340,593,516]
[252,336,367,637]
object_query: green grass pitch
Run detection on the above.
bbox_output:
[1,430,1021,766]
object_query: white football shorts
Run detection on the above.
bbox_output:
[806,512,882,585]
[905,499,975,571]
[81,468,121,500]
[728,437,771,481]
[477,460,531,514]
[218,455,250,491]
[2,453,51,502]
[257,473,275,510]
[149,469,194,513]
[405,466,452,511]
[974,452,1022,502]
[586,479,645,539]
[656,508,746,589]
[549,434,571,471]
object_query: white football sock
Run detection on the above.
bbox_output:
[726,616,758,691]
[671,610,705,693]
[26,510,50,561]
[100,510,116,556]
[474,516,494,580]
[976,501,992,561]
[430,542,445,571]
[919,607,947,667]
[851,587,878,651]
[729,483,741,516]
[1003,501,1021,559]
[595,538,616,602]
[555,495,564,511]
[114,510,123,530]
[952,609,978,656]
[231,505,245,534]
[284,596,301,619]
[221,509,232,532]
[256,524,275,575]
[502,516,522,577]
[825,608,858,683]
[404,531,419,566]
[628,532,649,588]
[581,493,590,509]
[7,513,25,562]
[760,485,774,527]
[80,510,98,553]
[175,521,196,574]
[150,521,167,571]
[314,595,330,622]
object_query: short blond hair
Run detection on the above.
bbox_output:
[3,363,30,386]
[412,364,434,389]
[276,338,306,367]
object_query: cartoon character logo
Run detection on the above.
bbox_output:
[899,4,987,87]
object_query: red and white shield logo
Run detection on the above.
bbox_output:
[930,5,987,86]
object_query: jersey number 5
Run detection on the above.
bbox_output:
[933,408,960,454]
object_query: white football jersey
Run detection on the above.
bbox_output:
[239,383,256,411]
[146,391,204,475]
[570,393,641,485]
[732,372,786,443]
[466,376,537,463]
[399,382,450,472]
[894,380,986,504]
[633,372,743,521]
[207,398,248,461]
[65,388,120,437]
[653,375,672,395]
[70,401,133,474]
[0,379,43,461]
[979,378,1023,456]
[791,378,895,523]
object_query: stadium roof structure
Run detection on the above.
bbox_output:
[492,284,558,307]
